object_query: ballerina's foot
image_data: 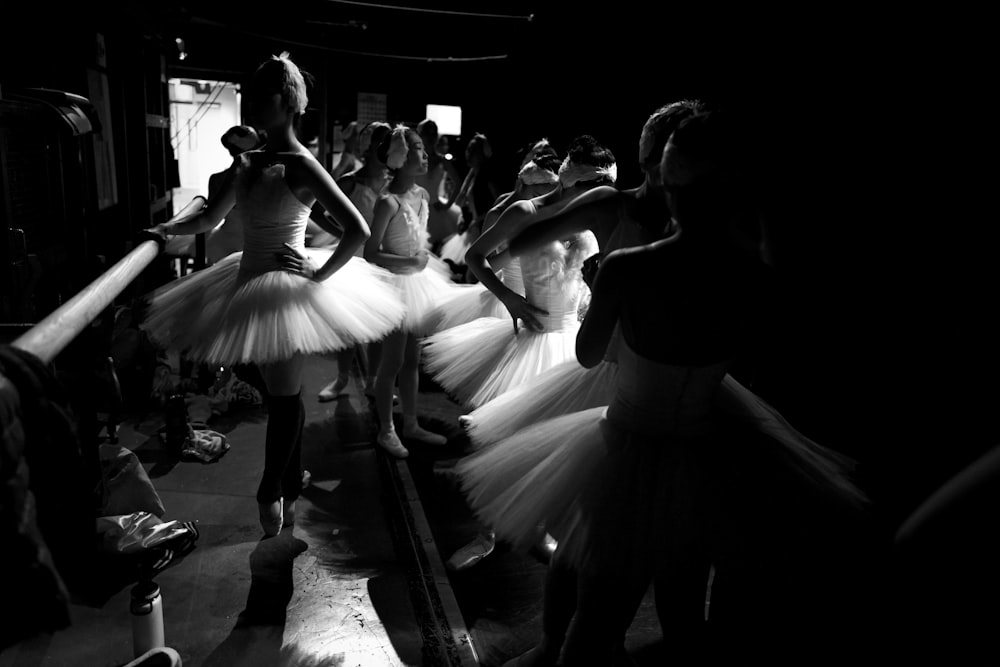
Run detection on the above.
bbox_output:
[446,533,495,571]
[318,377,349,402]
[500,645,558,667]
[377,430,409,458]
[402,423,448,446]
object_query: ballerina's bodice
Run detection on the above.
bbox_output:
[236,161,312,275]
[519,231,598,332]
[381,187,430,258]
[606,342,730,437]
[502,258,524,295]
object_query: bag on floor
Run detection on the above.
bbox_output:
[98,445,165,518]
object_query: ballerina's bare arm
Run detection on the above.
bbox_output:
[291,155,370,280]
[152,160,238,236]
[505,185,621,260]
[364,196,426,273]
[438,158,465,209]
[465,200,548,332]
[576,248,628,368]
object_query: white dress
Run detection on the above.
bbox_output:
[425,258,525,331]
[378,185,472,336]
[421,227,599,409]
[143,155,406,366]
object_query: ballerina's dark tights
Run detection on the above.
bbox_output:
[257,393,304,504]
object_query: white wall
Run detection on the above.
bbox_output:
[170,81,241,195]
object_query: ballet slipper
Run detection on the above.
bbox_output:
[282,500,296,526]
[259,498,283,537]
[377,430,409,458]
[446,532,495,571]
[318,376,350,402]
[402,419,447,445]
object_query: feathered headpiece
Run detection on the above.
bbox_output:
[384,125,410,170]
[558,157,618,188]
[518,160,559,186]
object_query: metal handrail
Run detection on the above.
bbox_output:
[11,196,206,364]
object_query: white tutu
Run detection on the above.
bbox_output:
[144,249,406,366]
[457,376,869,574]
[438,231,473,266]
[425,284,508,332]
[422,316,579,409]
[466,359,618,449]
[389,254,471,336]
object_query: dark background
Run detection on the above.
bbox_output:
[2,2,996,530]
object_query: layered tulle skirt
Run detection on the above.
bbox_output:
[465,359,618,449]
[438,231,474,266]
[457,376,869,574]
[143,249,406,366]
[422,317,579,409]
[389,254,471,336]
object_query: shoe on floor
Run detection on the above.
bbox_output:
[446,533,495,571]
[402,422,447,445]
[377,430,409,458]
[259,498,283,537]
[318,376,349,402]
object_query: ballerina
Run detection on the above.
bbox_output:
[366,126,473,458]
[415,119,467,249]
[463,101,705,450]
[427,151,562,332]
[142,53,406,537]
[313,121,394,402]
[464,110,870,666]
[437,133,494,276]
[421,136,615,410]
[329,120,362,180]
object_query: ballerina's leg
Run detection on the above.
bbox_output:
[257,354,306,535]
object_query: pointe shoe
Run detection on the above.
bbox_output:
[282,500,296,526]
[402,422,448,445]
[458,414,474,429]
[259,498,283,537]
[318,377,349,402]
[377,430,409,458]
[446,533,495,571]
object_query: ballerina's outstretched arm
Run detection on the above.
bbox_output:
[149,159,239,237]
[503,185,621,262]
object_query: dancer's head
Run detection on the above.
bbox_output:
[639,100,705,188]
[518,138,557,170]
[359,121,392,164]
[377,125,428,178]
[248,52,309,132]
[558,135,617,190]
[417,119,439,152]
[343,121,361,154]
[465,133,492,168]
[516,152,561,198]
[661,111,741,242]
[221,126,260,157]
